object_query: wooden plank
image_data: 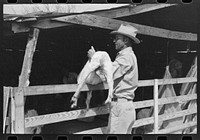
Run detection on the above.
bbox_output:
[25,104,110,128]
[148,121,197,134]
[153,79,159,133]
[11,88,15,133]
[158,77,197,86]
[133,108,196,128]
[76,108,197,134]
[13,77,197,96]
[90,4,176,19]
[53,14,197,41]
[3,87,10,133]
[32,4,175,29]
[14,88,25,134]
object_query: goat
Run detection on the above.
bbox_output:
[70,50,113,110]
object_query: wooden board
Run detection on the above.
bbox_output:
[3,87,10,133]
[148,121,197,134]
[13,77,197,96]
[32,4,175,29]
[25,104,110,128]
[53,14,197,41]
[18,28,40,87]
[76,108,196,134]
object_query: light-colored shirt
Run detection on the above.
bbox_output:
[112,47,138,100]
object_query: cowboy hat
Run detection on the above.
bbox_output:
[110,24,140,44]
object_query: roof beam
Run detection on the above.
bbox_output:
[53,14,197,41]
[91,4,176,18]
[32,4,176,29]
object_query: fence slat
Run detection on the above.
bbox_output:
[12,77,197,96]
[25,105,110,128]
[148,121,197,134]
[133,94,196,109]
[133,108,196,128]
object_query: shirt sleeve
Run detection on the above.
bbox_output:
[112,55,132,80]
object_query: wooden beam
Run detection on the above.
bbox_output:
[53,14,197,41]
[148,121,197,134]
[18,28,40,87]
[3,87,10,133]
[13,77,196,97]
[14,88,25,134]
[24,94,196,128]
[32,4,175,29]
[25,104,110,128]
[89,4,176,19]
[75,108,197,134]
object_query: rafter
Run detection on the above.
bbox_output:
[53,14,197,41]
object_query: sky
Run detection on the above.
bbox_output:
[3,4,129,15]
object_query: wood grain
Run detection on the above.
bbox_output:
[53,14,197,41]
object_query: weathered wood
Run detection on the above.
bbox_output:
[157,77,197,86]
[91,4,176,19]
[3,87,10,133]
[53,14,197,41]
[18,28,40,87]
[14,88,25,134]
[133,94,196,109]
[75,108,196,134]
[133,108,196,128]
[32,4,175,29]
[148,121,197,134]
[15,28,39,134]
[13,77,197,96]
[153,79,159,134]
[25,104,110,128]
[11,88,15,133]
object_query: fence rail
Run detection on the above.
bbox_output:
[4,77,197,134]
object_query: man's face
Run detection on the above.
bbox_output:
[113,34,126,51]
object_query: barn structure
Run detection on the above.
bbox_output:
[2,3,197,134]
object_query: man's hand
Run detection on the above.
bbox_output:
[87,46,96,59]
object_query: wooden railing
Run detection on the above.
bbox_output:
[3,77,197,134]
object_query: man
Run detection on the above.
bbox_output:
[88,24,140,134]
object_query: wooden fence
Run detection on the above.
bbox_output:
[3,77,197,134]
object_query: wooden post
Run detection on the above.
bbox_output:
[14,87,24,134]
[3,87,10,133]
[154,79,159,133]
[11,88,15,133]
[15,28,40,134]
[18,28,40,87]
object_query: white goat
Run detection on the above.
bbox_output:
[71,50,113,110]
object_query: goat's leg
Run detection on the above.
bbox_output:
[85,91,92,111]
[71,68,94,108]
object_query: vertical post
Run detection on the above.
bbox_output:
[15,28,40,134]
[3,87,10,133]
[11,88,15,133]
[14,87,24,134]
[154,79,159,134]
